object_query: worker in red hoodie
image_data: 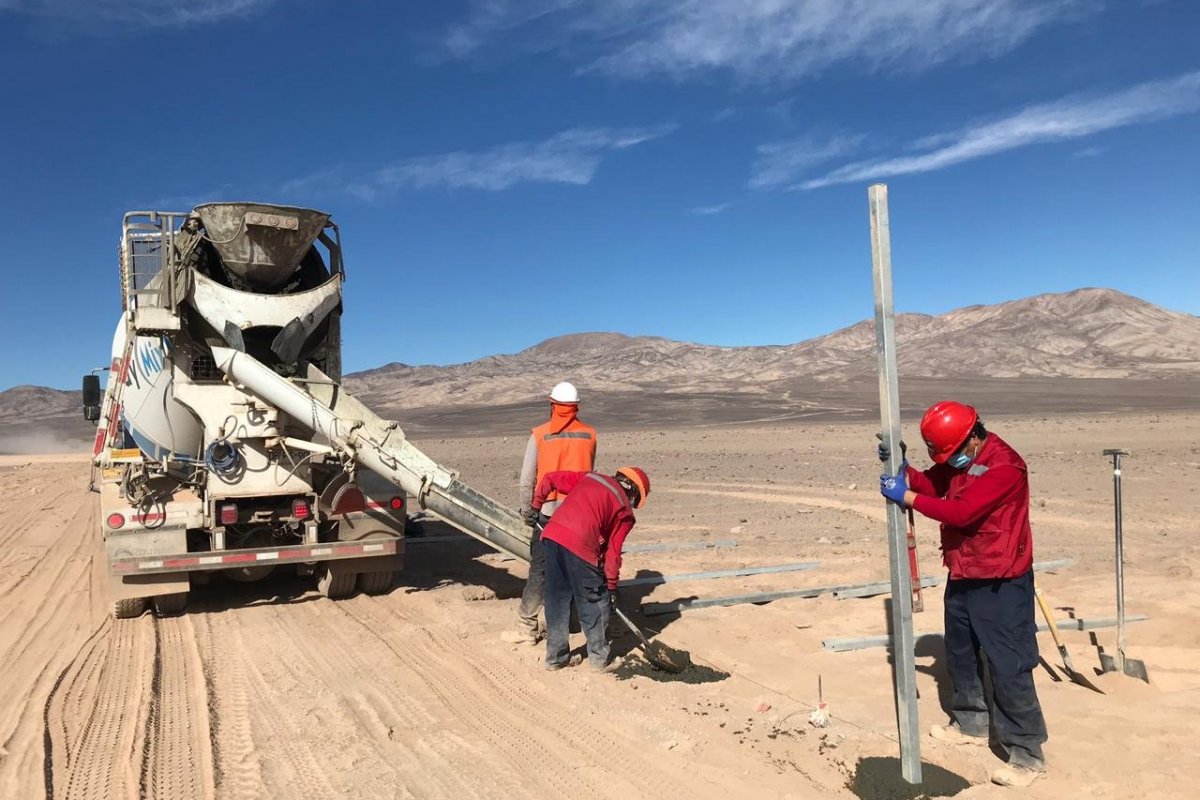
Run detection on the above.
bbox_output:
[506,381,597,645]
[878,401,1047,789]
[528,466,649,672]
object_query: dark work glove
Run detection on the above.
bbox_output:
[608,588,618,616]
[521,507,539,527]
[875,432,908,463]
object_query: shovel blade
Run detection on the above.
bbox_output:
[1100,651,1150,684]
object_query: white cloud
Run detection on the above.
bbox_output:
[749,134,865,189]
[802,71,1200,189]
[348,124,677,196]
[1,0,273,28]
[444,0,1090,82]
[1072,145,1106,158]
[690,202,731,215]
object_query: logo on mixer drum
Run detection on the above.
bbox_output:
[137,340,165,377]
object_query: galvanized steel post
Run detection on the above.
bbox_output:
[868,183,923,784]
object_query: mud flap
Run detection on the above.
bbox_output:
[106,525,190,601]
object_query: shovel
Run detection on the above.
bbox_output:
[1034,585,1105,694]
[1098,449,1150,683]
[611,605,690,673]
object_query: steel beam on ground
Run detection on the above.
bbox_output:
[641,579,878,616]
[618,561,819,588]
[624,539,738,554]
[870,183,921,783]
[832,559,1076,600]
[822,614,1150,653]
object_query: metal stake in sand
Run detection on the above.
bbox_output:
[1099,449,1150,682]
[868,183,922,784]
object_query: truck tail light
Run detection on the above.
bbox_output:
[388,496,404,513]
[292,498,311,520]
[219,503,238,526]
[107,512,125,529]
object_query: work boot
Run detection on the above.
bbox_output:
[991,764,1045,788]
[588,656,621,674]
[929,723,988,746]
[500,628,541,645]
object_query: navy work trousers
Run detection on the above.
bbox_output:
[944,570,1048,768]
[543,538,611,669]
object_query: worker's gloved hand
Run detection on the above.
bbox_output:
[875,432,908,463]
[521,507,539,527]
[880,468,909,504]
[608,589,618,616]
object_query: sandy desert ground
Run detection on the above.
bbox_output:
[1,410,1198,799]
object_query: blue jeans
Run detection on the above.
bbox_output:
[944,570,1048,768]
[543,539,610,668]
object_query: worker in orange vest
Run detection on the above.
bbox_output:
[504,381,597,644]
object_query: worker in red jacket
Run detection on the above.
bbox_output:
[879,401,1047,789]
[528,466,650,672]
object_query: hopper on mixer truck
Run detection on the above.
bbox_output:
[85,203,532,619]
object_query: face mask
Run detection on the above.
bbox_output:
[947,451,973,469]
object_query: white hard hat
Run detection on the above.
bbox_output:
[549,381,580,404]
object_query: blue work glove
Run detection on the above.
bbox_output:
[880,466,909,504]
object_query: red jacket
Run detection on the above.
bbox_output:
[906,433,1034,580]
[533,471,636,589]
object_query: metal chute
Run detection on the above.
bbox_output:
[211,346,533,562]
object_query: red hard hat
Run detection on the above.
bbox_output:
[616,466,650,509]
[920,401,978,464]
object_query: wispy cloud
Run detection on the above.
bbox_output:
[1072,145,1106,158]
[444,1,1090,83]
[802,71,1200,189]
[749,134,865,189]
[690,202,731,216]
[347,124,677,198]
[0,0,274,28]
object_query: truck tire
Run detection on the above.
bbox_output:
[152,592,188,617]
[317,567,356,599]
[357,571,394,595]
[112,597,146,619]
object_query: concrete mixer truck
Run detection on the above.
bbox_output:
[85,203,532,618]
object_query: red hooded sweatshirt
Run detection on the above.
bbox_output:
[532,471,635,590]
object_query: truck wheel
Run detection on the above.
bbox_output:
[152,592,188,617]
[357,571,394,595]
[112,597,146,619]
[317,567,356,599]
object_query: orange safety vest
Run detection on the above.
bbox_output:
[532,405,597,503]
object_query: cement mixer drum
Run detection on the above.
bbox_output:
[194,203,330,290]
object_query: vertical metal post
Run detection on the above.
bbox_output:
[868,183,922,784]
[1104,448,1129,672]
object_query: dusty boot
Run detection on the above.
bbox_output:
[929,723,988,746]
[991,764,1045,788]
[500,627,540,645]
[588,655,621,674]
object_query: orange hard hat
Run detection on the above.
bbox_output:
[920,401,978,464]
[615,466,650,509]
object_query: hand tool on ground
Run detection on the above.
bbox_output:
[1098,449,1149,683]
[611,604,689,673]
[906,508,924,612]
[1034,584,1105,693]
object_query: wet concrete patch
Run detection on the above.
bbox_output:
[615,653,729,684]
[850,757,971,800]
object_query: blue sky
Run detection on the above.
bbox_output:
[1,0,1198,390]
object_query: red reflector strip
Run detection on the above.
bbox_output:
[110,539,397,574]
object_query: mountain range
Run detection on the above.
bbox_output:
[2,288,1197,449]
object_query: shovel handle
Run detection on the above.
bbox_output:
[1033,586,1067,650]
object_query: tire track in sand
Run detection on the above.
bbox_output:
[337,595,726,800]
[44,617,152,800]
[139,616,216,800]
